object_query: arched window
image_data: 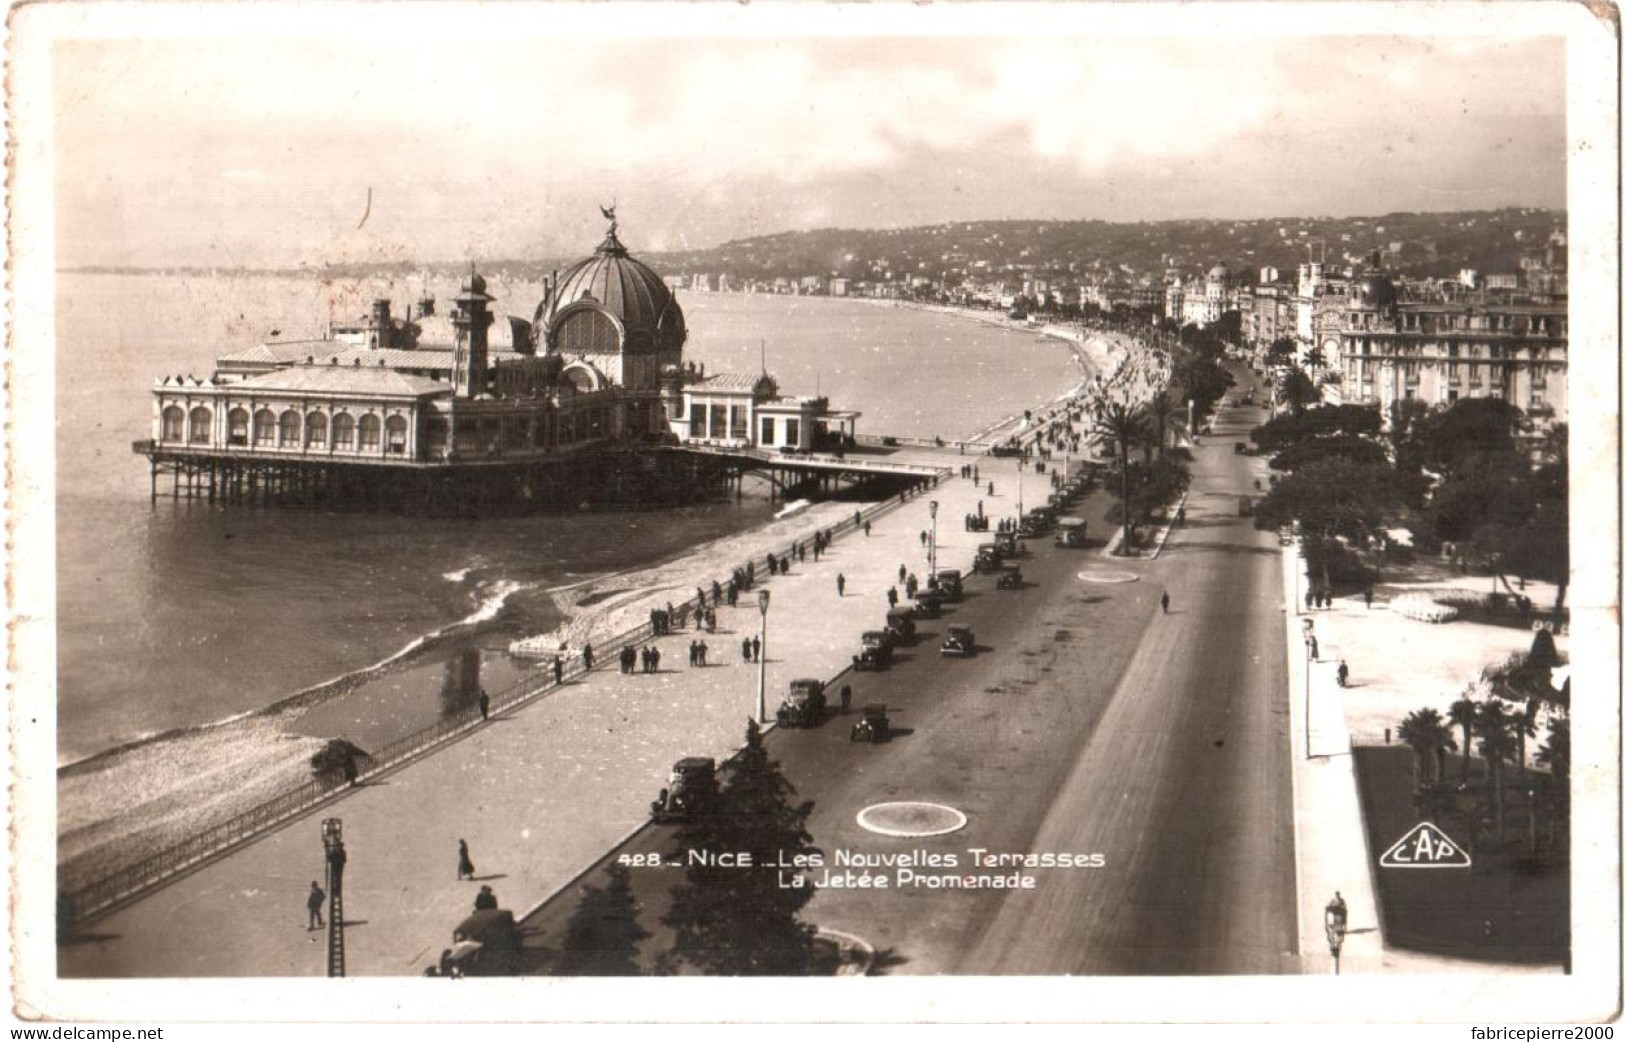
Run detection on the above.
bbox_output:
[228,408,250,446]
[305,412,328,448]
[189,406,212,443]
[332,412,356,450]
[384,414,408,455]
[553,307,620,356]
[358,413,382,451]
[161,405,185,442]
[278,409,301,447]
[253,409,276,446]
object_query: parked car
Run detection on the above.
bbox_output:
[996,564,1024,590]
[913,589,946,618]
[776,678,827,726]
[853,631,896,671]
[941,624,976,657]
[936,569,964,600]
[974,544,1004,573]
[884,606,916,642]
[650,757,717,823]
[438,909,524,977]
[994,531,1026,557]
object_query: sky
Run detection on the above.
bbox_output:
[40,8,1568,269]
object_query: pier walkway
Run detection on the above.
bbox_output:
[55,446,1051,979]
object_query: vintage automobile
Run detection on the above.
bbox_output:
[853,631,896,671]
[1054,517,1088,548]
[649,756,717,823]
[996,564,1024,590]
[884,606,916,642]
[912,588,946,618]
[936,569,965,600]
[994,531,1027,557]
[776,677,827,726]
[973,543,1004,573]
[436,908,524,977]
[1018,508,1055,537]
[941,623,977,657]
[849,702,892,743]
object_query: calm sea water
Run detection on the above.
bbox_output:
[54,273,1075,763]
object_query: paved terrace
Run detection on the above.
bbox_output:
[58,446,1062,978]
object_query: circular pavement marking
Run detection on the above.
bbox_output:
[1078,570,1140,584]
[856,801,968,837]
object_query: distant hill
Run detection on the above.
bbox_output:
[67,208,1563,284]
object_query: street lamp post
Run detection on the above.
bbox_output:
[1324,892,1348,974]
[755,589,770,724]
[1303,619,1315,760]
[1016,458,1024,524]
[928,500,938,581]
[321,818,346,978]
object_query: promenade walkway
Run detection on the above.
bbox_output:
[57,448,1050,979]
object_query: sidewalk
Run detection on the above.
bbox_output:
[1280,541,1561,976]
[57,449,1042,979]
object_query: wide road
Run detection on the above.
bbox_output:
[520,380,1297,975]
[961,378,1297,974]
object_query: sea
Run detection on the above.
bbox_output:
[53,273,1081,767]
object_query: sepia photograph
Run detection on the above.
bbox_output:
[5,0,1619,1026]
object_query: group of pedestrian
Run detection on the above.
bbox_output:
[688,640,711,667]
[740,635,763,662]
[621,644,659,673]
[957,464,980,482]
[650,605,676,635]
[767,552,790,576]
[1305,589,1334,610]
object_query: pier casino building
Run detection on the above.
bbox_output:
[140,222,861,508]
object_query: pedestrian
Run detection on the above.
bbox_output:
[712,580,722,604]
[864,520,871,537]
[767,553,777,576]
[651,646,661,672]
[696,586,706,609]
[854,509,862,528]
[478,689,490,721]
[906,574,918,599]
[1337,660,1350,687]
[837,573,846,597]
[666,600,676,628]
[899,563,907,584]
[1305,589,1314,612]
[688,640,698,667]
[553,655,564,685]
[582,644,594,671]
[840,684,852,713]
[751,636,761,661]
[798,544,806,564]
[887,586,898,608]
[973,465,980,483]
[474,885,498,912]
[307,881,326,930]
[1160,591,1170,614]
[699,640,709,666]
[988,481,995,496]
[742,637,752,662]
[1364,585,1374,609]
[457,839,475,881]
[1309,635,1319,661]
[920,530,928,547]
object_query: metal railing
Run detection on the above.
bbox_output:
[60,465,952,930]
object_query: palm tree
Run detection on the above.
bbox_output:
[1144,391,1178,460]
[1511,699,1540,780]
[1396,708,1456,791]
[1091,401,1150,550]
[1447,696,1478,786]
[1303,344,1328,378]
[1476,700,1516,840]
[1277,365,1321,416]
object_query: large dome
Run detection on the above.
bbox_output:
[535,228,687,357]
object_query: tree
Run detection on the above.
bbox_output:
[1447,697,1478,786]
[1269,435,1391,473]
[1092,401,1150,548]
[1534,716,1569,784]
[1251,458,1397,542]
[1276,366,1321,416]
[1396,707,1456,791]
[1419,397,1522,476]
[560,862,649,975]
[663,719,818,975]
[1265,336,1297,367]
[1475,700,1516,840]
[1144,391,1178,459]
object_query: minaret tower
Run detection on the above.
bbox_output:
[452,266,495,398]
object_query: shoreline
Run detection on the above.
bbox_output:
[57,301,1101,891]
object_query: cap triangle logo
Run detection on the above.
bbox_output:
[1379,821,1472,868]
